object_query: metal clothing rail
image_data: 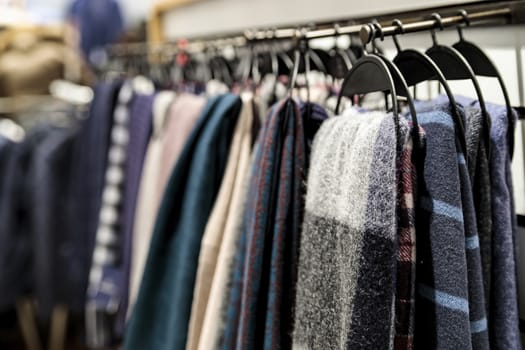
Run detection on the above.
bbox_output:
[181,0,525,47]
[358,7,513,44]
[108,1,525,56]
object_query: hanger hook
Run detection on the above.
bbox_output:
[459,9,471,26]
[371,21,384,54]
[360,23,376,55]
[288,27,308,96]
[430,12,443,46]
[456,9,470,41]
[372,20,385,41]
[334,23,340,37]
[392,19,404,53]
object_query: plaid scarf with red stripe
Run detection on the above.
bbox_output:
[394,124,425,350]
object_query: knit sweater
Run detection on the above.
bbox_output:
[125,94,242,350]
[293,110,398,349]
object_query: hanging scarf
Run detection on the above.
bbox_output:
[293,110,399,349]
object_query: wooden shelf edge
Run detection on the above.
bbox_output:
[148,0,200,44]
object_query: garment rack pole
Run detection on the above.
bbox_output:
[358,7,512,44]
[187,2,525,46]
[108,1,525,55]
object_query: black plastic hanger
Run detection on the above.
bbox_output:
[390,19,467,157]
[328,24,354,79]
[255,46,275,78]
[267,41,292,105]
[335,23,420,146]
[335,35,397,115]
[256,39,293,77]
[233,44,262,88]
[348,33,365,62]
[208,51,233,87]
[277,50,293,76]
[425,13,491,158]
[287,35,312,119]
[453,9,514,158]
[370,22,421,148]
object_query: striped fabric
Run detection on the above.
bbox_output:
[394,124,424,350]
[413,110,472,350]
[434,96,494,314]
[421,101,490,348]
[455,98,521,350]
[231,98,306,350]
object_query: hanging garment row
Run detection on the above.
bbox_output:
[0,7,522,350]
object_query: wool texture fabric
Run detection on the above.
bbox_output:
[127,91,175,318]
[412,109,472,350]
[485,102,520,350]
[457,106,490,349]
[464,104,493,313]
[186,93,255,350]
[434,96,493,306]
[231,98,306,350]
[115,93,154,335]
[446,97,521,350]
[425,101,490,348]
[125,94,242,350]
[393,122,423,350]
[293,110,398,350]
